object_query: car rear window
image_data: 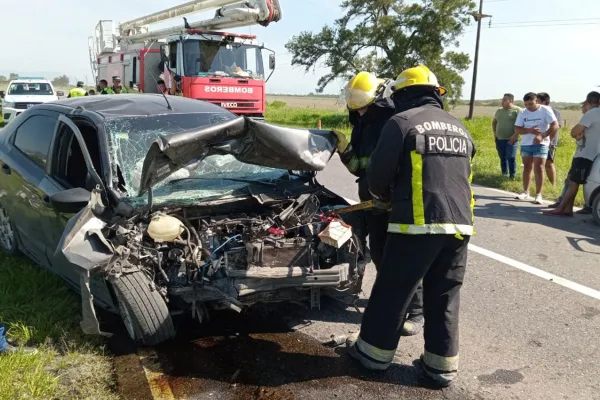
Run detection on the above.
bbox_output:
[8,82,54,95]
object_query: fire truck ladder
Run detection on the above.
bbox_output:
[88,1,281,87]
[118,0,282,44]
[89,0,281,77]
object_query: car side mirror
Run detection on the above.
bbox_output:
[269,54,275,70]
[0,91,5,98]
[49,187,91,214]
[56,91,65,97]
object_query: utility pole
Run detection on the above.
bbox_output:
[467,0,492,120]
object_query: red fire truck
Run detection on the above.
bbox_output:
[88,0,282,120]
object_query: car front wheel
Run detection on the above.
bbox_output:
[0,206,19,255]
[593,194,600,226]
[111,271,175,346]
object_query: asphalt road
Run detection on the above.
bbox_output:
[119,154,600,400]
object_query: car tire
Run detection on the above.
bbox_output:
[592,194,600,226]
[111,271,175,346]
[0,206,19,256]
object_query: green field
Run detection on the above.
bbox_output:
[0,254,118,399]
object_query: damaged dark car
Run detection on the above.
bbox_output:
[0,95,366,345]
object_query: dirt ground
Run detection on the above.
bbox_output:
[266,95,583,125]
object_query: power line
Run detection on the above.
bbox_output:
[490,22,600,28]
[492,17,600,25]
[465,21,600,32]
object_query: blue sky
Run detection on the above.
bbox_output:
[2,0,599,102]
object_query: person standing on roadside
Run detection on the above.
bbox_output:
[492,93,522,178]
[111,76,128,94]
[537,92,562,186]
[548,101,594,214]
[67,81,88,98]
[333,71,425,336]
[514,92,559,204]
[544,92,600,216]
[99,79,111,95]
[157,79,170,95]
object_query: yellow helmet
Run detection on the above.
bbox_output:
[392,65,447,96]
[344,71,386,110]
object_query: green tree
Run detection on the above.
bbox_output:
[9,73,19,81]
[285,0,476,104]
[0,76,6,83]
[52,75,70,87]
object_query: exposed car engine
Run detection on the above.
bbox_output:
[103,192,364,319]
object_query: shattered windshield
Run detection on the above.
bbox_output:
[182,39,264,79]
[105,113,294,206]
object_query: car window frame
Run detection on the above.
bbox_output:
[8,110,61,174]
[52,115,105,193]
[48,116,105,191]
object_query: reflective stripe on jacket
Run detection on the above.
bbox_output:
[367,101,476,235]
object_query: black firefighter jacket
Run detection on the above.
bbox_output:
[340,96,396,201]
[367,94,477,236]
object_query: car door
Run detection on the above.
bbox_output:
[0,110,63,266]
[42,115,107,291]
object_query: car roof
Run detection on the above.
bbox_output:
[49,94,233,118]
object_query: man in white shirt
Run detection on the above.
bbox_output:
[544,91,600,216]
[514,92,559,204]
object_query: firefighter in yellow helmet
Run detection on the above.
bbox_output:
[333,71,424,336]
[347,65,476,388]
[68,81,88,98]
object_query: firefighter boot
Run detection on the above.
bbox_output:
[402,314,424,337]
[346,331,391,371]
[418,354,456,388]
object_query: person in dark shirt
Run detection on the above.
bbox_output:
[537,92,561,186]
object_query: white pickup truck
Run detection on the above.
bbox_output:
[0,77,64,124]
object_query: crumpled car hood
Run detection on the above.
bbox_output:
[137,116,336,197]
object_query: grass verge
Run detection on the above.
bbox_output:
[265,105,584,206]
[0,254,119,399]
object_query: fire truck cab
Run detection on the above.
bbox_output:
[160,30,275,119]
[89,0,281,120]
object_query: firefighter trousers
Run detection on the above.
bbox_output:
[352,233,469,381]
[364,210,423,317]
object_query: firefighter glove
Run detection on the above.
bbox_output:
[372,198,392,214]
[332,129,350,153]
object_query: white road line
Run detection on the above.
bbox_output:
[341,195,599,300]
[469,244,600,300]
[137,347,176,400]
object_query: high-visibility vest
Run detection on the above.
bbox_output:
[69,87,87,98]
[101,87,114,95]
